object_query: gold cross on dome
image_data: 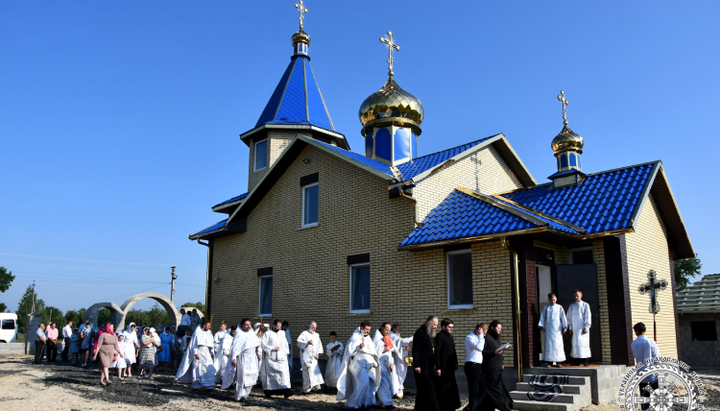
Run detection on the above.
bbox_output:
[380,31,401,78]
[557,90,569,125]
[295,0,308,31]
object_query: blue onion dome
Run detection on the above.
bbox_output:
[359,78,424,136]
[551,125,584,154]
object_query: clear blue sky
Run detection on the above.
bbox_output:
[1,1,718,313]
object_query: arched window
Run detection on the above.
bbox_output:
[570,153,577,167]
[560,153,568,169]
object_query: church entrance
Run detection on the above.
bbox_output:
[556,263,602,362]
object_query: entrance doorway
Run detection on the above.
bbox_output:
[556,264,602,363]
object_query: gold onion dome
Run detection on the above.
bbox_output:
[359,77,424,136]
[551,124,584,155]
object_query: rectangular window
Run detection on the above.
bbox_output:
[691,321,717,341]
[350,264,370,313]
[1,320,14,330]
[259,275,273,316]
[447,250,473,309]
[302,183,319,227]
[254,139,268,171]
[570,247,594,264]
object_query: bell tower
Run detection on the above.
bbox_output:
[549,90,585,188]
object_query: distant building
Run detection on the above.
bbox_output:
[677,274,720,367]
[189,17,694,375]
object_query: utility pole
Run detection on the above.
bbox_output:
[170,266,177,303]
[31,280,36,313]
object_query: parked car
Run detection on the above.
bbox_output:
[0,313,18,343]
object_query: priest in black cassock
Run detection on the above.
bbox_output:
[433,318,461,411]
[412,316,440,411]
[480,320,513,411]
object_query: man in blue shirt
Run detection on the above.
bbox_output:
[630,322,660,410]
[34,323,47,365]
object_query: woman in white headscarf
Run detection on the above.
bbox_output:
[122,323,139,377]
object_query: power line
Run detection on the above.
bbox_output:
[0,251,202,271]
[5,262,170,274]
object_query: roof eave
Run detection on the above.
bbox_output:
[239,124,350,150]
[398,227,548,251]
[490,136,537,187]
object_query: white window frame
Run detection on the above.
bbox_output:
[569,247,593,264]
[253,139,268,172]
[258,275,273,317]
[301,182,319,228]
[447,249,474,309]
[349,263,371,314]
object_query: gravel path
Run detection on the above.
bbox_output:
[1,355,718,410]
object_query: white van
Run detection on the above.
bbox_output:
[0,313,18,343]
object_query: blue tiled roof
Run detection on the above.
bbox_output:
[396,136,495,181]
[190,219,227,238]
[500,162,658,234]
[255,55,334,131]
[400,189,573,247]
[312,140,396,179]
[213,192,249,209]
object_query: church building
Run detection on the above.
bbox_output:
[189,10,694,379]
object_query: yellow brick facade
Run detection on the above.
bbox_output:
[624,193,678,358]
[211,144,518,366]
[247,131,314,192]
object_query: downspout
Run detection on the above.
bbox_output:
[501,237,523,383]
[397,189,424,227]
[197,240,211,318]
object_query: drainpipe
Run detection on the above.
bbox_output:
[397,189,424,227]
[501,237,523,383]
[197,240,211,318]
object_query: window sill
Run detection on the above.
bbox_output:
[443,306,475,314]
[258,313,272,318]
[297,224,318,231]
[345,311,371,317]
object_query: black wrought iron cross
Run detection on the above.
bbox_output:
[638,269,668,315]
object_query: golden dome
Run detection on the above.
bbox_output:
[358,78,424,135]
[551,125,584,154]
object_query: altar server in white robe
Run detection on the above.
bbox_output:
[175,318,216,390]
[325,331,344,389]
[567,289,592,366]
[213,321,228,356]
[336,321,382,409]
[297,321,324,393]
[260,319,293,398]
[389,324,413,398]
[374,322,400,407]
[282,321,293,370]
[224,319,262,402]
[214,325,235,383]
[538,292,568,366]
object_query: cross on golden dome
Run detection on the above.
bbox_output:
[295,0,308,31]
[380,31,401,79]
[557,90,569,126]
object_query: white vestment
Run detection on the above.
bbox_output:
[337,329,382,408]
[213,329,227,355]
[122,327,138,365]
[110,340,127,369]
[325,341,345,388]
[260,329,291,391]
[285,328,293,370]
[222,328,262,400]
[175,326,216,390]
[214,330,233,383]
[389,331,413,398]
[297,329,324,391]
[567,301,592,359]
[538,303,568,362]
[373,332,400,406]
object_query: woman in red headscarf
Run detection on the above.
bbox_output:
[93,324,124,386]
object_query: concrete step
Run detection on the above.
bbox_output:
[515,382,583,394]
[510,391,577,404]
[522,373,590,386]
[512,399,575,411]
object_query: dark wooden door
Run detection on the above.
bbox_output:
[556,264,602,362]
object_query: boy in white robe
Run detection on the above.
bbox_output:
[297,321,324,393]
[175,319,216,390]
[214,325,235,383]
[538,292,568,367]
[325,331,344,389]
[374,323,400,407]
[389,324,413,398]
[567,289,592,366]
[110,334,127,380]
[213,321,228,356]
[336,321,382,409]
[223,319,262,402]
[260,319,292,398]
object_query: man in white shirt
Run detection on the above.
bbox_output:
[631,322,660,410]
[177,309,191,339]
[34,323,47,365]
[464,322,489,411]
[61,321,73,362]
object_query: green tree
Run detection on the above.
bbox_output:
[0,266,15,313]
[675,256,702,291]
[16,285,45,334]
[180,301,206,315]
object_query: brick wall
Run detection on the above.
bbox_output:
[248,131,313,192]
[414,145,523,222]
[592,240,612,364]
[624,193,679,358]
[212,144,516,366]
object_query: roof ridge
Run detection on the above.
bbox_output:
[455,186,548,228]
[491,193,587,233]
[409,134,500,163]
